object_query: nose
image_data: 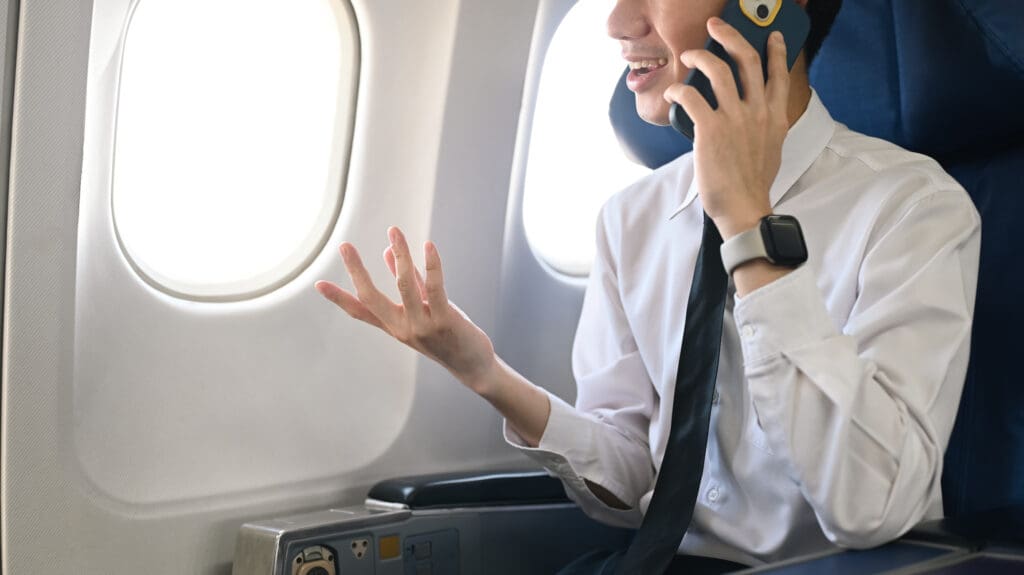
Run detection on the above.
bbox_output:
[607,0,649,40]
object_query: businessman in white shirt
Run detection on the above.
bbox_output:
[316,0,981,571]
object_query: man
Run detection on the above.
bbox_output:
[315,0,981,572]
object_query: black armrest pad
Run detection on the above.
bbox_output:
[366,470,571,509]
[905,504,1024,550]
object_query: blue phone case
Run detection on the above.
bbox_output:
[669,0,810,140]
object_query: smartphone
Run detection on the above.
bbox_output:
[669,0,810,140]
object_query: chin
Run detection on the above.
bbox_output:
[634,95,671,127]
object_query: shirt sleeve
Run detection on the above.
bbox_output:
[503,202,655,528]
[733,187,981,548]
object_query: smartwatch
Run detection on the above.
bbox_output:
[720,214,808,276]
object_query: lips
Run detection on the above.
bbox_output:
[625,57,670,93]
[628,58,669,72]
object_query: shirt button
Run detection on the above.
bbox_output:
[741,324,756,338]
[707,487,721,503]
[712,390,720,405]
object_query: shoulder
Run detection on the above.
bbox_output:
[825,126,958,190]
[824,125,972,205]
[814,124,980,230]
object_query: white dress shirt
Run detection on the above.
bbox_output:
[505,90,981,566]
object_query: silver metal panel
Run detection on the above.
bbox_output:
[233,525,285,575]
[233,503,631,575]
[233,508,412,575]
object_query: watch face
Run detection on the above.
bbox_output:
[761,215,808,266]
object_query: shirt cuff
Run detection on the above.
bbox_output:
[502,391,588,480]
[502,391,636,516]
[733,265,837,365]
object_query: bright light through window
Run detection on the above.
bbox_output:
[523,0,651,277]
[113,0,358,300]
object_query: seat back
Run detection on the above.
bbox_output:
[609,0,1024,518]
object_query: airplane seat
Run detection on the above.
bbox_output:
[610,0,1024,523]
[233,2,1024,572]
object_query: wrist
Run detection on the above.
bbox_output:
[713,207,772,239]
[721,213,808,280]
[460,353,503,398]
[733,259,793,297]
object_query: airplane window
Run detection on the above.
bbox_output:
[523,0,650,277]
[112,0,358,300]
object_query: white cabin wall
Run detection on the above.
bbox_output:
[2,0,95,573]
[1,0,596,573]
[495,0,586,406]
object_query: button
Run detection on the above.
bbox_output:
[707,487,720,502]
[741,325,756,338]
[712,390,720,405]
[414,542,432,560]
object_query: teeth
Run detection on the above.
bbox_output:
[629,58,668,70]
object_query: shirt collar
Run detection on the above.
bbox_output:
[668,88,835,220]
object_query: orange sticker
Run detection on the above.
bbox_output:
[379,535,401,560]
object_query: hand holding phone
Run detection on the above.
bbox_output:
[670,0,810,140]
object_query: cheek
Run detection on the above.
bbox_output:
[649,65,686,120]
[671,59,690,84]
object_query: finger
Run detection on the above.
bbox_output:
[315,280,388,331]
[706,17,765,106]
[423,241,450,313]
[664,83,715,131]
[383,245,397,277]
[338,242,401,325]
[765,31,790,111]
[680,48,740,111]
[384,245,427,301]
[388,227,428,322]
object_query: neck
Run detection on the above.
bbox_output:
[787,54,812,127]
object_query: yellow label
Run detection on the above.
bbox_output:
[379,535,401,560]
[739,0,782,27]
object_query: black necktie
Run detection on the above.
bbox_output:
[615,213,729,575]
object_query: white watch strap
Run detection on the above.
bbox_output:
[720,224,769,275]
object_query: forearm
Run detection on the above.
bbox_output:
[467,355,551,447]
[475,356,635,510]
[736,266,971,546]
[748,351,944,546]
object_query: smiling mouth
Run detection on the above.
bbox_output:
[628,58,669,75]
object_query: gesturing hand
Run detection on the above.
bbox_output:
[315,226,498,394]
[663,17,792,239]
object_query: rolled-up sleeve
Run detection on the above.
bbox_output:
[734,188,981,548]
[504,203,655,528]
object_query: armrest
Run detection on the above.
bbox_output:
[366,469,570,509]
[904,504,1024,550]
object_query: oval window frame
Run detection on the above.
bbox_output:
[520,0,651,278]
[109,0,361,302]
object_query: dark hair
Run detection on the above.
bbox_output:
[804,0,843,68]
